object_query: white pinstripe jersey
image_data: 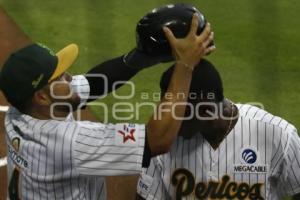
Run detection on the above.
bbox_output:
[137,104,300,200]
[5,75,146,200]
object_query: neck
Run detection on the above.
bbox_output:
[202,126,229,150]
[202,102,239,150]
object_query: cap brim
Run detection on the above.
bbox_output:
[49,43,79,81]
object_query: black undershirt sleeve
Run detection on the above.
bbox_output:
[85,55,139,101]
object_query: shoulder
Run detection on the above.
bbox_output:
[236,103,297,134]
[236,104,298,155]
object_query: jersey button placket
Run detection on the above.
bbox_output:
[209,148,219,181]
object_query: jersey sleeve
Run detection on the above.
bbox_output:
[72,122,146,176]
[271,128,300,196]
[136,157,169,200]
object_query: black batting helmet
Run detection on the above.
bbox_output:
[136,3,207,57]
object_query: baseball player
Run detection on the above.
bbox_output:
[0,13,215,200]
[136,59,300,200]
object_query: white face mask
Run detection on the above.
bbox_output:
[70,75,90,105]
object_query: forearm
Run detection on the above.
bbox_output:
[147,63,193,156]
[85,55,139,101]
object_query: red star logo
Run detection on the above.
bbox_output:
[118,125,136,143]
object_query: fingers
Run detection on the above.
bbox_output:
[201,29,215,55]
[204,45,216,55]
[188,13,199,36]
[163,26,176,46]
[202,32,214,48]
[198,23,211,42]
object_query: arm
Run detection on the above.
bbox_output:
[145,14,215,157]
[84,49,172,101]
[72,15,214,177]
[107,175,139,200]
[85,55,139,101]
[77,14,214,158]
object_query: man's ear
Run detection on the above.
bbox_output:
[199,106,216,117]
[222,101,234,117]
[32,89,52,106]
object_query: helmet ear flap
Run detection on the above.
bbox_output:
[136,3,207,57]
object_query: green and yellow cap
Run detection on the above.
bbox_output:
[0,43,78,106]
